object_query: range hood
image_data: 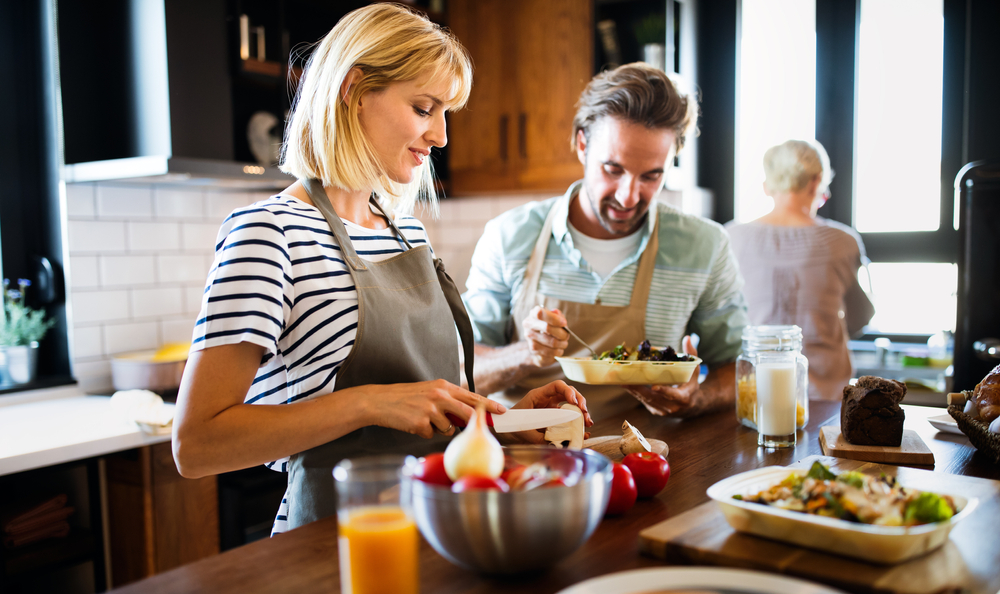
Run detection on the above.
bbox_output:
[57,0,292,189]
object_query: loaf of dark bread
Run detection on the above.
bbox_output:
[841,376,906,446]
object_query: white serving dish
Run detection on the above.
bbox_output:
[555,356,701,385]
[927,413,963,435]
[706,466,978,564]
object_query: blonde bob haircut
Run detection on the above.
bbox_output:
[763,139,834,196]
[280,3,472,215]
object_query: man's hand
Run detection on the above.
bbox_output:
[623,336,734,418]
[521,306,570,367]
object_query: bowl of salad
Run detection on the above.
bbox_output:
[707,462,978,564]
[556,341,701,385]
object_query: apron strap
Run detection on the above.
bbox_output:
[433,258,476,393]
[628,213,660,309]
[302,178,368,271]
[368,197,417,251]
[513,201,561,310]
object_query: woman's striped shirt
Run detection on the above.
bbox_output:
[190,194,433,534]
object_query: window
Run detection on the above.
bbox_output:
[734,0,816,223]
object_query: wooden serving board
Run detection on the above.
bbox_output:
[819,426,934,465]
[582,436,668,461]
[638,456,1000,594]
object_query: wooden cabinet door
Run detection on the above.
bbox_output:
[447,0,592,194]
[447,0,518,193]
[512,0,592,191]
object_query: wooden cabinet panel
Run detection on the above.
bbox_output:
[448,0,591,194]
[105,443,219,588]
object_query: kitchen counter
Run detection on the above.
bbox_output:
[0,388,171,476]
[106,400,1000,594]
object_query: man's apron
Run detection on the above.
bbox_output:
[286,179,476,529]
[501,198,660,421]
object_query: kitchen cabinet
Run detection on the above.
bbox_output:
[447,0,593,194]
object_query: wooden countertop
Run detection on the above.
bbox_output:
[109,401,1000,594]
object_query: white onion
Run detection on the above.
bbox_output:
[443,405,504,481]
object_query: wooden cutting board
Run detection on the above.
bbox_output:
[582,436,668,461]
[819,426,934,465]
[638,456,999,594]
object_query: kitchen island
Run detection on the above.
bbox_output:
[108,400,1000,594]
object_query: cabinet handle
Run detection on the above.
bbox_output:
[518,113,527,159]
[499,115,509,161]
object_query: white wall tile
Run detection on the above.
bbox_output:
[72,326,103,359]
[158,255,210,284]
[65,183,96,218]
[161,318,196,344]
[490,195,540,218]
[436,199,460,222]
[132,286,184,318]
[96,185,154,218]
[68,221,127,253]
[154,188,207,220]
[101,255,156,287]
[183,285,205,314]
[68,256,100,289]
[128,221,181,251]
[207,191,256,220]
[71,290,130,324]
[72,359,113,395]
[181,222,221,252]
[434,223,484,248]
[104,321,160,355]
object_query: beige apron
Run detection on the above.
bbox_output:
[502,198,660,421]
[286,179,476,529]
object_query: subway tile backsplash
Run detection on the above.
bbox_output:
[65,182,548,393]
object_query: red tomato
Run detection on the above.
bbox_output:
[413,453,452,487]
[622,452,671,498]
[604,463,637,516]
[501,464,527,489]
[451,475,510,493]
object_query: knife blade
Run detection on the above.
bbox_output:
[446,407,581,433]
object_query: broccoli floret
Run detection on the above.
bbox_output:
[904,492,954,524]
[807,461,837,481]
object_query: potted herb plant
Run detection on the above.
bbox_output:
[1,278,55,385]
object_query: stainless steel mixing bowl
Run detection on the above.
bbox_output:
[407,445,612,574]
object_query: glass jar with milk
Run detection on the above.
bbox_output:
[735,326,808,447]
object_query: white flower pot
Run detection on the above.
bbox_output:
[1,342,39,385]
[643,43,666,71]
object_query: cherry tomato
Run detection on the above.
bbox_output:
[413,453,452,487]
[451,475,510,493]
[501,464,527,489]
[622,452,671,498]
[604,463,637,516]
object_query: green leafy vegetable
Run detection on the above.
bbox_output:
[904,492,954,524]
[807,461,836,481]
[836,471,866,490]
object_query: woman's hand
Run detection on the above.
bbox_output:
[521,306,570,367]
[365,379,506,439]
[501,380,593,444]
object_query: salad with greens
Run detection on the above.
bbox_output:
[733,462,958,526]
[594,340,695,362]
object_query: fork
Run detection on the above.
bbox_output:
[562,326,599,357]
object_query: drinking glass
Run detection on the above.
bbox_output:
[334,455,419,594]
[755,353,798,448]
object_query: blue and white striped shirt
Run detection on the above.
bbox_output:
[191,194,434,534]
[462,183,749,367]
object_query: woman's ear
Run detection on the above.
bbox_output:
[340,67,364,106]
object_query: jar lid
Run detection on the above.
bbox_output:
[742,325,803,350]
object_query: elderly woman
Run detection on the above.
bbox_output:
[172,4,590,534]
[726,140,874,400]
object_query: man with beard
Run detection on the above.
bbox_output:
[461,63,749,420]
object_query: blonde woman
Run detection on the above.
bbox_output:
[172,4,590,533]
[726,139,874,400]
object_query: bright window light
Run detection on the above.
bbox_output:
[864,263,956,334]
[735,0,816,223]
[855,0,944,233]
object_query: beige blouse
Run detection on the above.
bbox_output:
[725,218,875,400]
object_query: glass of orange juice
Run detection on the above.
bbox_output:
[333,455,419,594]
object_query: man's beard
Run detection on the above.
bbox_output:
[582,179,649,237]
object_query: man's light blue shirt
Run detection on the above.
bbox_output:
[461,182,749,367]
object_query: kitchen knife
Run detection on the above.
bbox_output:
[446,408,581,433]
